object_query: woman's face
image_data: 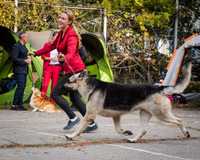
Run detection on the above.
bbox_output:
[58,13,70,30]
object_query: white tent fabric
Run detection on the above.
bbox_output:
[163,34,200,86]
[27,31,52,50]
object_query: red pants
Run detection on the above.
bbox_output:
[41,64,62,97]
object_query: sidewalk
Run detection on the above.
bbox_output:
[0,108,200,160]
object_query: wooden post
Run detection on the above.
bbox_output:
[14,0,18,32]
[103,8,107,43]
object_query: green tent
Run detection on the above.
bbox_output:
[0,26,43,105]
[0,26,113,105]
[81,33,113,82]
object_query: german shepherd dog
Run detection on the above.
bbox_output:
[64,63,192,143]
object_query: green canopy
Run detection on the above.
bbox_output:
[0,27,113,105]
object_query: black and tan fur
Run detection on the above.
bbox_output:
[64,63,192,143]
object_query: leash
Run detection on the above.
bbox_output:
[59,53,87,82]
[28,53,39,88]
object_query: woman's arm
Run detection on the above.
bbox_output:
[41,54,51,61]
[34,42,54,56]
[34,32,60,56]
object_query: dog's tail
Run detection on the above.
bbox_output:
[32,72,39,86]
[163,62,192,95]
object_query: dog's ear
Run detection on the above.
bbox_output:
[68,70,88,83]
[78,70,88,81]
[79,70,88,78]
[69,73,80,83]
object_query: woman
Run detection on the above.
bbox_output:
[35,32,62,97]
[34,10,97,132]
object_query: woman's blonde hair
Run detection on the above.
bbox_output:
[63,9,81,48]
[64,9,75,24]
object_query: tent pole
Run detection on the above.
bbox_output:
[174,0,179,50]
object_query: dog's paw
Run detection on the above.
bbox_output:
[65,134,74,140]
[123,130,133,136]
[127,138,138,143]
[32,108,38,112]
[185,131,191,138]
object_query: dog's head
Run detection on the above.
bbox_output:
[32,87,41,97]
[64,71,88,90]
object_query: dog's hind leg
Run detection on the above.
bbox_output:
[128,110,152,143]
[171,119,190,138]
[177,121,190,138]
[156,107,190,138]
[113,116,133,136]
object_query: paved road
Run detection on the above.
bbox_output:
[0,108,200,160]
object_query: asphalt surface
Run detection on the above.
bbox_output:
[0,107,200,160]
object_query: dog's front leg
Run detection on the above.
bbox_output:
[128,110,151,143]
[113,116,133,136]
[65,116,89,140]
[32,108,38,112]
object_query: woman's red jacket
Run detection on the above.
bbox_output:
[35,25,85,74]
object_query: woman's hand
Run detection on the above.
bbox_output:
[58,53,65,62]
[43,57,51,61]
[25,56,32,64]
